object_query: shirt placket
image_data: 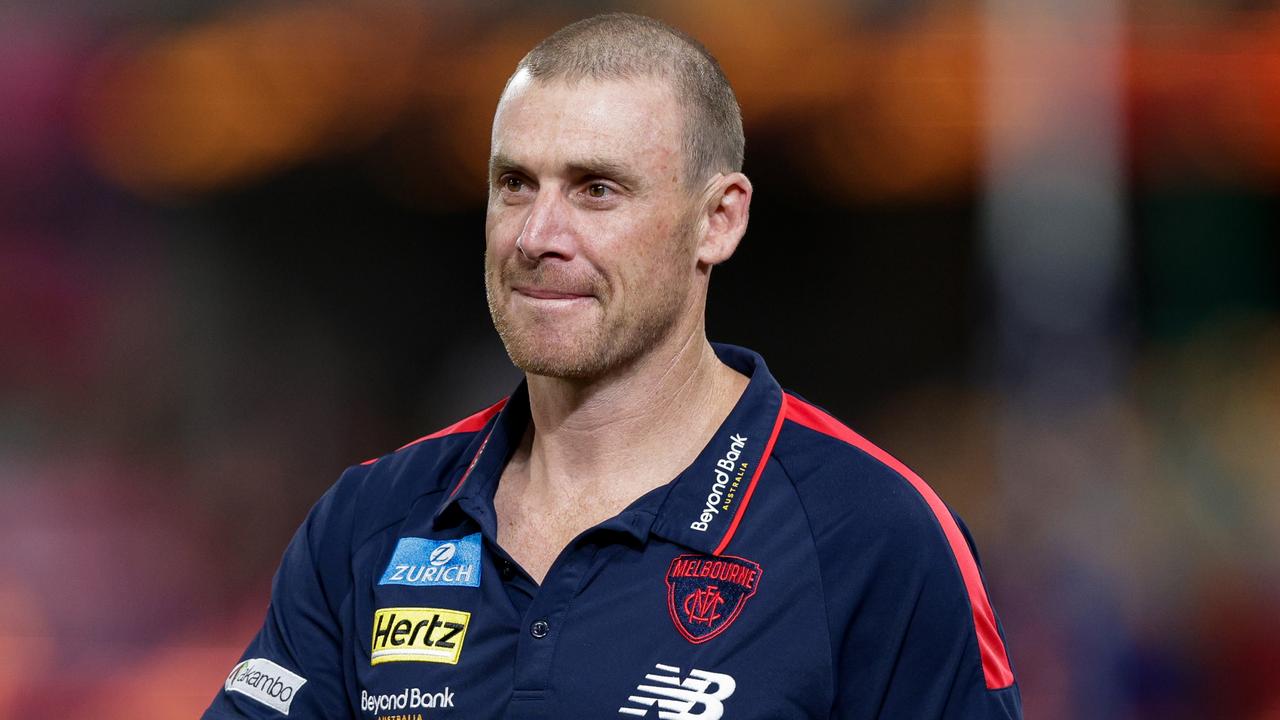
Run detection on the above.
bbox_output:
[503,539,600,720]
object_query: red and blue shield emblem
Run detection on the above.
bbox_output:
[665,554,763,644]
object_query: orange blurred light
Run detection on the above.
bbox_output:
[75,1,1280,202]
[814,7,984,202]
[1129,10,1280,188]
[80,2,430,198]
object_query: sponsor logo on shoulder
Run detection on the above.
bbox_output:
[690,434,748,532]
[371,607,470,665]
[618,663,736,719]
[225,657,307,715]
[361,686,454,717]
[666,554,761,643]
[380,533,482,588]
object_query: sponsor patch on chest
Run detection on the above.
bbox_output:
[379,533,482,588]
[665,554,762,644]
[370,607,470,665]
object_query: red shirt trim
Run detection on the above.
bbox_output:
[359,397,509,465]
[783,393,1016,690]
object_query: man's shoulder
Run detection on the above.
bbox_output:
[319,398,509,534]
[772,392,960,549]
[770,392,1018,698]
[358,397,509,475]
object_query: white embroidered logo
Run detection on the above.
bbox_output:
[618,663,736,719]
[224,658,307,715]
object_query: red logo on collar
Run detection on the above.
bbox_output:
[665,554,762,644]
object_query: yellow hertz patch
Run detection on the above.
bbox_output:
[371,607,471,666]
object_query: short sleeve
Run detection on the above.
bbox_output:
[203,471,360,719]
[827,499,1022,719]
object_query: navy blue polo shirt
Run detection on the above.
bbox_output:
[204,344,1022,719]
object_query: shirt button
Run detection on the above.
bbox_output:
[530,619,550,639]
[500,560,514,580]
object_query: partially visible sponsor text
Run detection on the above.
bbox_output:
[361,686,454,716]
[224,657,307,715]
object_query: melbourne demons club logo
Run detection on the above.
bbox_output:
[665,554,762,643]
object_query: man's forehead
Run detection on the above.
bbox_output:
[491,72,680,141]
[491,71,682,160]
[497,68,677,110]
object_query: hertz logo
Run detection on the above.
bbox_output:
[371,607,470,666]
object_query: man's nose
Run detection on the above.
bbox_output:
[517,188,576,262]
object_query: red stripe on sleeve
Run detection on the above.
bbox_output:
[784,394,1016,690]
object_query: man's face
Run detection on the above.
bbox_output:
[485,72,702,380]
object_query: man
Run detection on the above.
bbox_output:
[205,13,1021,720]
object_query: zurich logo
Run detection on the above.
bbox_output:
[380,533,482,588]
[429,543,456,566]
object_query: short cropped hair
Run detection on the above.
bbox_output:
[513,13,744,186]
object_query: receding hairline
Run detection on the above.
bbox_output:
[496,12,745,184]
[495,66,682,117]
[498,65,678,102]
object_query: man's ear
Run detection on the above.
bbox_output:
[695,172,753,267]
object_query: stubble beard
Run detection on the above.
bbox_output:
[484,252,689,382]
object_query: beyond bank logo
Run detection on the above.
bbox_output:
[380,533,482,588]
[690,434,749,532]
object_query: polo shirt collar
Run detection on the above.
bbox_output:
[432,343,785,557]
[648,344,784,555]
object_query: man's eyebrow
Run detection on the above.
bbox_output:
[489,153,524,179]
[488,153,645,189]
[564,158,642,188]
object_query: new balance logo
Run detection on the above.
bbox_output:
[618,663,736,719]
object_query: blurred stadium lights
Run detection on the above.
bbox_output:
[80,2,440,197]
[983,0,1127,338]
[72,0,986,204]
[73,0,1280,204]
[982,0,1129,715]
[1130,12,1280,187]
[804,4,984,202]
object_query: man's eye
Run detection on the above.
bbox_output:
[503,177,524,192]
[587,183,610,198]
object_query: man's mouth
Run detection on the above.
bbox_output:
[513,286,594,301]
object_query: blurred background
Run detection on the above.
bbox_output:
[2,0,1278,717]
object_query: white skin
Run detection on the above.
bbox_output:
[485,70,753,583]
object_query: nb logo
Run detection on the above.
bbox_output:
[618,663,736,719]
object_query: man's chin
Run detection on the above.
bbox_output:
[491,300,678,382]
[507,347,609,381]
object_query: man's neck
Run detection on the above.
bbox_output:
[518,329,749,503]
